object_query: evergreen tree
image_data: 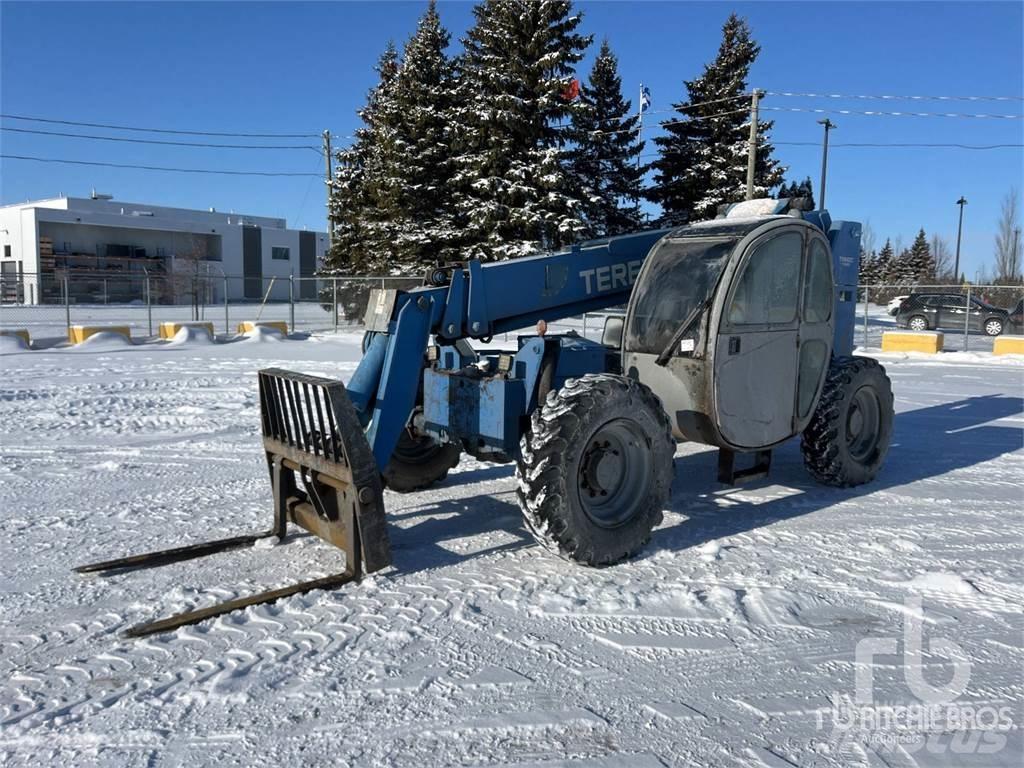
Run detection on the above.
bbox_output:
[568,40,645,237]
[858,244,878,287]
[385,1,460,266]
[451,0,592,261]
[646,14,784,223]
[777,177,815,208]
[324,42,401,275]
[874,239,896,284]
[903,228,936,283]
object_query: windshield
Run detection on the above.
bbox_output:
[625,237,736,355]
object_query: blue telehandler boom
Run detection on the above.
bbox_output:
[78,198,895,638]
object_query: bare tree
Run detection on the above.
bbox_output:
[929,233,953,281]
[994,187,1022,282]
[860,220,877,258]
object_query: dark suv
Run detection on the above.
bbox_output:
[895,293,1008,336]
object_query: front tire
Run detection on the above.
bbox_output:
[382,431,461,493]
[801,356,894,487]
[984,318,1004,336]
[515,374,675,566]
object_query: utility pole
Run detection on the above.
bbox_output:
[745,89,762,200]
[954,196,967,282]
[323,129,333,252]
[816,118,837,209]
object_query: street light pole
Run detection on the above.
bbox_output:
[817,118,836,209]
[954,196,968,282]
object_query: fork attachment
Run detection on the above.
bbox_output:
[75,368,390,639]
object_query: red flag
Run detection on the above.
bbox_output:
[561,78,580,102]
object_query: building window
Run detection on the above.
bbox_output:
[271,247,290,261]
[3,245,10,259]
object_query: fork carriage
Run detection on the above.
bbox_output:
[76,369,390,639]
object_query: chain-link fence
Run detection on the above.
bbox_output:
[2,271,1021,353]
[855,283,1023,352]
[0,272,425,344]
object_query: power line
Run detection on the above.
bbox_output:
[0,112,322,138]
[766,91,1024,103]
[774,141,1024,150]
[1,154,322,177]
[579,107,751,138]
[762,105,1023,120]
[1,126,322,152]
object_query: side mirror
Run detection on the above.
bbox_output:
[602,316,624,349]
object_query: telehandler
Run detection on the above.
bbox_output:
[78,198,893,637]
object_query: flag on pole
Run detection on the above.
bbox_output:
[561,78,581,102]
[640,86,652,112]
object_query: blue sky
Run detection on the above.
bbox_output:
[1,1,1021,278]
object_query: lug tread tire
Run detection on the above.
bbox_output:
[801,356,894,488]
[383,441,461,493]
[515,373,675,566]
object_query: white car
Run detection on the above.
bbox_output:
[887,295,909,316]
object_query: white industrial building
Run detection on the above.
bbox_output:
[0,193,327,304]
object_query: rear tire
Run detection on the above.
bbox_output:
[907,315,928,331]
[801,356,894,487]
[984,318,1004,336]
[515,374,675,566]
[383,431,461,493]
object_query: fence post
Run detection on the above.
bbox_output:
[582,313,588,339]
[333,279,339,333]
[863,285,870,348]
[146,275,153,337]
[103,279,108,305]
[963,284,971,352]
[63,275,71,338]
[223,275,230,335]
[289,274,295,333]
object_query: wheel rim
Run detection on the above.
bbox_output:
[909,317,927,331]
[846,386,882,463]
[985,320,1002,335]
[577,418,651,528]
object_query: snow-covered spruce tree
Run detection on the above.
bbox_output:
[451,0,592,261]
[858,243,878,288]
[903,228,936,284]
[568,39,645,237]
[874,239,896,285]
[323,42,401,276]
[646,14,784,224]
[777,176,815,208]
[381,1,461,267]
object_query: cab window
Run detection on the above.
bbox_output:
[803,239,832,323]
[726,231,802,326]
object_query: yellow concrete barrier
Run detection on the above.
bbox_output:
[881,330,943,353]
[993,335,1024,355]
[68,325,131,344]
[0,328,30,345]
[237,321,289,335]
[158,321,215,339]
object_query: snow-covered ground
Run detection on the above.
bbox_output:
[1,333,1021,766]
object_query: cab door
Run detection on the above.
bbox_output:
[713,228,804,449]
[793,235,835,433]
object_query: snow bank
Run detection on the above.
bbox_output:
[0,334,29,353]
[860,348,1024,366]
[168,325,215,346]
[72,331,134,349]
[242,325,286,343]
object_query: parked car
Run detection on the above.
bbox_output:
[1008,298,1023,334]
[895,292,1009,336]
[887,295,910,316]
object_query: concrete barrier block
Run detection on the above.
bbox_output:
[0,328,30,345]
[237,321,289,335]
[159,321,215,339]
[993,335,1024,355]
[881,330,943,353]
[69,325,132,344]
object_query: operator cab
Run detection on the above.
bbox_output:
[622,205,837,453]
